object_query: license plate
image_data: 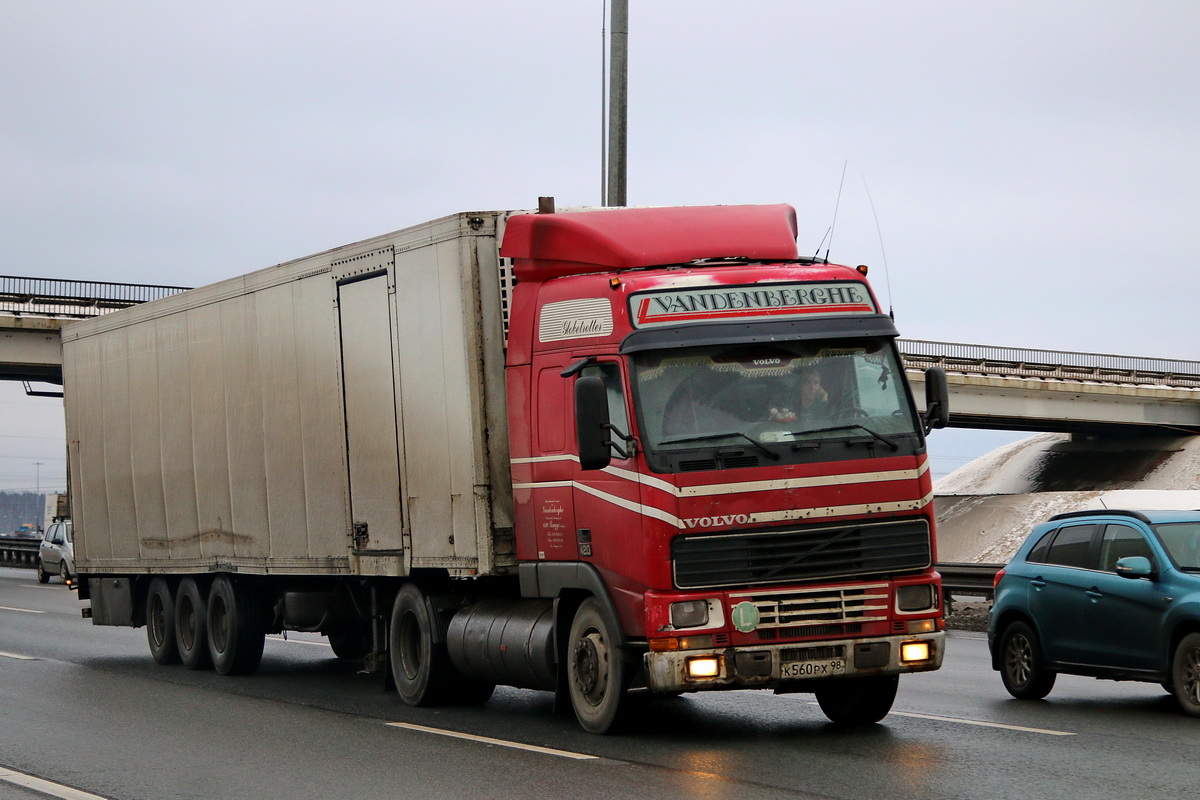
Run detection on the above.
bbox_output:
[780,658,846,678]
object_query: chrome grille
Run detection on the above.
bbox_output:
[730,583,890,630]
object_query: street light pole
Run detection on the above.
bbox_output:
[605,0,628,207]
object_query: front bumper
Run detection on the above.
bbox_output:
[644,631,944,693]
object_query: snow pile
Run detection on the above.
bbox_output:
[934,434,1200,564]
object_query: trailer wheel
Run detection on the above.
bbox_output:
[328,626,371,660]
[146,578,180,665]
[176,577,212,670]
[567,598,629,734]
[207,575,266,676]
[815,675,898,725]
[389,583,453,705]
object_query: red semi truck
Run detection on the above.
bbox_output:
[65,201,950,733]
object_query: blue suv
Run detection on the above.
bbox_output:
[989,509,1200,716]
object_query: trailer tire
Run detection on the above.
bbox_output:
[207,575,266,676]
[389,583,453,705]
[567,597,629,734]
[815,675,898,725]
[176,577,212,670]
[328,626,371,660]
[146,578,180,665]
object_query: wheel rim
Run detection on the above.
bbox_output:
[1182,646,1200,705]
[573,628,609,707]
[210,595,230,654]
[149,594,166,648]
[1005,633,1033,687]
[398,610,422,681]
[179,595,197,650]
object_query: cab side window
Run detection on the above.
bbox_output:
[1044,524,1098,569]
[1099,524,1155,573]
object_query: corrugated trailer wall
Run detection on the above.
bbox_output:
[64,211,515,579]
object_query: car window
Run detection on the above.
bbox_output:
[1043,524,1097,569]
[1026,529,1056,563]
[1098,524,1154,572]
[1154,522,1200,570]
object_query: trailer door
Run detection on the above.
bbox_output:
[337,273,406,556]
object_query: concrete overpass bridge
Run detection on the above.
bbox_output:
[3,274,1199,435]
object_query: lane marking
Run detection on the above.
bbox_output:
[0,605,45,614]
[889,710,1075,736]
[0,651,38,660]
[385,722,598,760]
[0,768,110,800]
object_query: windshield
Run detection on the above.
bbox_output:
[630,338,920,470]
[1153,522,1200,570]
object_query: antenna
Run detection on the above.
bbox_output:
[824,161,848,263]
[600,0,608,204]
[862,177,894,320]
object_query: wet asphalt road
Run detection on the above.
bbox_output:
[2,566,1193,800]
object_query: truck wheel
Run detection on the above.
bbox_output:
[389,583,453,705]
[1171,633,1200,717]
[207,575,266,676]
[146,578,180,665]
[815,675,898,725]
[999,621,1056,700]
[36,559,50,584]
[176,577,212,670]
[567,598,629,734]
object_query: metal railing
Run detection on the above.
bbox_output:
[937,562,1004,603]
[0,275,190,318]
[0,538,40,568]
[900,339,1200,389]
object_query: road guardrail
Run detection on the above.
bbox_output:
[0,539,40,568]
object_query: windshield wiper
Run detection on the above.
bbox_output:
[788,423,900,451]
[659,431,780,460]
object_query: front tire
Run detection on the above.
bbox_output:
[175,577,211,670]
[815,675,898,725]
[146,577,180,665]
[999,621,1056,700]
[59,561,71,585]
[207,575,266,676]
[567,598,629,734]
[1171,632,1200,717]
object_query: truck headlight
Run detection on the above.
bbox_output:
[897,584,937,612]
[900,640,932,663]
[686,656,721,679]
[670,599,710,629]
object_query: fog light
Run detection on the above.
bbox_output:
[900,640,931,663]
[897,584,936,612]
[686,656,721,679]
[670,600,710,629]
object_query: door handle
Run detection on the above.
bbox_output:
[1085,589,1103,601]
[1031,578,1046,590]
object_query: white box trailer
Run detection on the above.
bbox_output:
[63,211,515,582]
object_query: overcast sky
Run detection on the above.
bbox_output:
[2,1,1197,495]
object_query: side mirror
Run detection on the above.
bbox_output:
[923,366,950,434]
[1115,556,1155,580]
[575,375,612,471]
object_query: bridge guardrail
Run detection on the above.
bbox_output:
[0,538,41,568]
[900,339,1200,389]
[0,275,189,318]
[937,561,1005,607]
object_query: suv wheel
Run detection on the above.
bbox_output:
[999,621,1056,700]
[1172,633,1200,717]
